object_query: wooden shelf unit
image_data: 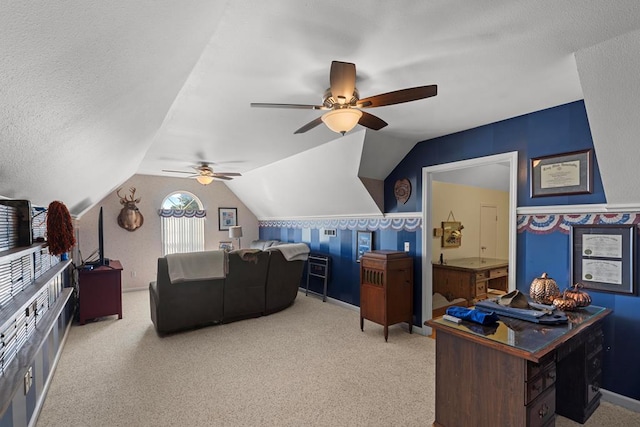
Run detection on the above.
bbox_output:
[0,203,76,427]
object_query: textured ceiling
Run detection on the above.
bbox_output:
[2,1,640,216]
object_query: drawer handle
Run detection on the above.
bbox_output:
[591,383,600,393]
[547,372,556,380]
[538,403,549,418]
[532,383,541,391]
[591,358,601,369]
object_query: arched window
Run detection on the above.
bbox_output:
[158,192,206,255]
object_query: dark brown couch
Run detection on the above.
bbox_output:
[149,244,308,334]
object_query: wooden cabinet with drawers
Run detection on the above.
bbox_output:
[556,324,604,423]
[360,251,413,341]
[432,257,508,303]
[428,306,610,426]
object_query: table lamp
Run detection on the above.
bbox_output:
[229,226,243,250]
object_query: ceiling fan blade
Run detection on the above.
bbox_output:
[358,111,388,131]
[294,116,324,134]
[213,172,242,177]
[251,102,325,110]
[357,85,437,108]
[330,61,356,101]
[162,169,192,174]
[213,175,233,181]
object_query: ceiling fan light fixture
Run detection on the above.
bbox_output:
[321,108,362,135]
[196,175,214,185]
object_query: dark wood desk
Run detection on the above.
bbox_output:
[78,260,123,325]
[433,257,508,303]
[427,305,611,427]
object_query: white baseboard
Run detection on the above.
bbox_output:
[124,286,148,293]
[298,289,426,336]
[601,389,640,413]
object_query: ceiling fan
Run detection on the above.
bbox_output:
[251,60,437,135]
[162,163,241,185]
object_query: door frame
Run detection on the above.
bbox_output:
[421,151,518,335]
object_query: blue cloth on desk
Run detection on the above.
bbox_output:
[446,306,499,325]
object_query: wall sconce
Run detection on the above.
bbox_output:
[229,226,243,249]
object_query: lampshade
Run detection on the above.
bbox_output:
[229,226,243,239]
[321,109,363,135]
[196,175,214,185]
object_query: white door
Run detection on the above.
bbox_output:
[480,205,497,259]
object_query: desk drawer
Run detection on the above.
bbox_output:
[490,267,508,278]
[475,282,487,297]
[527,387,556,427]
[527,366,556,403]
[475,271,489,281]
[527,355,555,380]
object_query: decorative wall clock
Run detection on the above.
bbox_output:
[394,178,411,204]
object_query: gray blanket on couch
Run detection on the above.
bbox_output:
[267,243,310,261]
[165,250,228,283]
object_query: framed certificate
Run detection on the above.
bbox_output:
[530,149,593,197]
[571,224,636,294]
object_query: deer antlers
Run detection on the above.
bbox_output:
[116,187,140,203]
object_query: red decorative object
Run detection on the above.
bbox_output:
[46,201,76,256]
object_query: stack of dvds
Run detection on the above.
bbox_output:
[25,302,36,340]
[48,275,61,307]
[1,321,18,373]
[34,249,43,279]
[35,288,49,323]
[16,308,29,348]
[0,204,7,252]
[22,254,33,290]
[10,258,23,295]
[41,247,52,272]
[0,261,12,307]
[0,204,20,252]
[31,207,47,241]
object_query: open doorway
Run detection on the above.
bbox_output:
[421,152,518,335]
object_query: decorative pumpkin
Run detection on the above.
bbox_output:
[565,283,592,308]
[529,272,561,304]
[553,292,577,311]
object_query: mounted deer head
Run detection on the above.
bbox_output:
[116,187,144,232]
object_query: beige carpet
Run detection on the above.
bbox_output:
[36,290,640,427]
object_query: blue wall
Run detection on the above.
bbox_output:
[261,100,640,400]
[260,218,422,325]
[385,100,606,213]
[384,99,637,401]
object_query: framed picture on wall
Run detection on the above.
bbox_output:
[441,221,462,248]
[356,231,373,262]
[570,224,636,294]
[218,207,237,231]
[530,149,593,197]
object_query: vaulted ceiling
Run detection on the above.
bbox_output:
[2,1,640,217]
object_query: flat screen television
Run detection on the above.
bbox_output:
[97,206,108,266]
[86,206,109,267]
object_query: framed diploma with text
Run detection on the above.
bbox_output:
[571,224,636,294]
[530,149,593,197]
